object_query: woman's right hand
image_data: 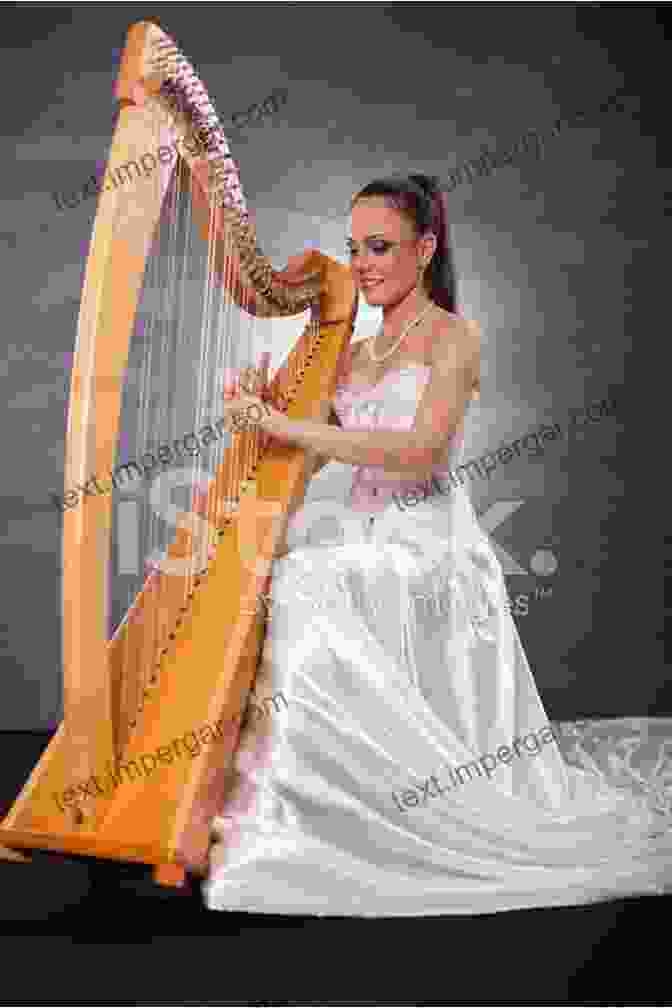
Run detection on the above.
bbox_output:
[275,250,322,288]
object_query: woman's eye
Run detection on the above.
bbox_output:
[346,242,391,256]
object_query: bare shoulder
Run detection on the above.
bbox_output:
[430,310,479,361]
[430,309,480,398]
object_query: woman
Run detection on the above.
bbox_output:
[205,173,672,915]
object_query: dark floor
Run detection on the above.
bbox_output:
[1,732,667,1006]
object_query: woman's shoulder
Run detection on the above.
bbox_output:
[401,306,468,360]
[430,309,480,351]
[429,309,480,398]
[432,307,478,331]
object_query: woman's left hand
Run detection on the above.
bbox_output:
[221,391,281,433]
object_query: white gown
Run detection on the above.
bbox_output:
[205,363,672,915]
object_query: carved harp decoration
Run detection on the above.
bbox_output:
[0,20,356,884]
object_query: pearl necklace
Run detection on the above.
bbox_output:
[367,300,436,364]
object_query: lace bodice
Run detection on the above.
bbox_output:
[332,363,465,512]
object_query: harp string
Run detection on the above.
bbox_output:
[110,37,323,747]
[116,151,274,740]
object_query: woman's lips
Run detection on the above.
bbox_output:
[360,279,383,290]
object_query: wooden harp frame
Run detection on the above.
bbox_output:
[0,20,356,886]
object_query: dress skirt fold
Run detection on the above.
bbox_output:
[205,368,672,915]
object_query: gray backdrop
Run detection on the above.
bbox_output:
[0,5,666,730]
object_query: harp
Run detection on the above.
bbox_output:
[0,21,355,885]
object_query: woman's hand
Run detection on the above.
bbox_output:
[275,249,322,287]
[221,390,284,434]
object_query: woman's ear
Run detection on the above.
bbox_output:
[422,231,438,263]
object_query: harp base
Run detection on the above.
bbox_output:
[0,844,31,863]
[0,827,189,888]
[153,862,187,887]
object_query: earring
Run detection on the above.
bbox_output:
[416,260,427,290]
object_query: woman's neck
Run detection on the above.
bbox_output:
[381,287,433,340]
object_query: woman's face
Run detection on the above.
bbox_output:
[347,196,434,308]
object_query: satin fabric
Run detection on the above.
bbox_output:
[205,364,672,916]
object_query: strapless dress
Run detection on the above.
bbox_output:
[204,364,672,916]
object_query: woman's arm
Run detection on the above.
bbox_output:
[307,405,342,478]
[307,339,365,478]
[260,318,480,476]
